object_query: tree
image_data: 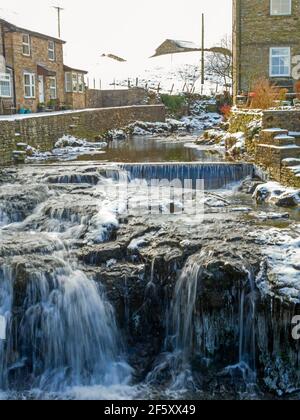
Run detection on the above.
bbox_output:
[206,36,233,90]
[178,64,201,114]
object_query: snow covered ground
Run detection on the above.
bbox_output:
[253,182,300,207]
[26,135,108,162]
[91,55,227,96]
[250,226,300,304]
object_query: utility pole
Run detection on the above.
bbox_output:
[201,13,205,88]
[53,6,64,38]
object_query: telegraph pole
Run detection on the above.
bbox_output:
[53,6,64,38]
[201,13,205,88]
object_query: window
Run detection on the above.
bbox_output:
[270,47,291,77]
[49,77,57,99]
[48,41,55,61]
[78,74,84,93]
[24,73,35,98]
[0,73,12,98]
[65,72,72,93]
[72,73,78,92]
[270,0,292,15]
[22,34,31,56]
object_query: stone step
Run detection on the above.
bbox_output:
[257,143,300,160]
[12,150,26,162]
[16,142,28,151]
[282,158,300,167]
[273,135,296,146]
[259,128,289,145]
[69,125,78,129]
[72,117,80,121]
[289,131,300,146]
[12,150,26,155]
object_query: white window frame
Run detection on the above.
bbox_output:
[49,76,57,99]
[72,72,78,92]
[270,0,292,16]
[48,41,55,61]
[0,73,12,98]
[270,47,291,77]
[24,72,35,98]
[78,74,84,93]
[22,34,31,56]
[65,72,72,93]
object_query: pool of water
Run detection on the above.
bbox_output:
[75,135,224,163]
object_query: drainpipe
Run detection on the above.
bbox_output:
[1,25,6,59]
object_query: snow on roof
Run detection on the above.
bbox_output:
[173,40,201,49]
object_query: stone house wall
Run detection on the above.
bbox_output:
[3,30,65,112]
[233,0,300,96]
[0,105,166,165]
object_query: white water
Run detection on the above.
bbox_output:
[147,255,203,393]
[0,266,13,390]
[0,172,134,398]
[19,260,132,393]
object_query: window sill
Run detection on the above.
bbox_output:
[270,75,291,78]
[270,14,292,17]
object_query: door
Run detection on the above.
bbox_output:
[38,76,45,103]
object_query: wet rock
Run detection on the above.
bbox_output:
[239,177,264,195]
[276,192,300,208]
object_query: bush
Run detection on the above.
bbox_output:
[220,104,232,120]
[249,78,287,109]
[295,80,300,99]
[160,94,186,116]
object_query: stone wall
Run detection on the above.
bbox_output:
[233,0,300,96]
[231,108,300,134]
[0,105,166,165]
[65,92,86,110]
[262,110,300,132]
[229,108,300,187]
[86,88,148,108]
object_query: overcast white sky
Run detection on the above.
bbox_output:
[0,0,232,86]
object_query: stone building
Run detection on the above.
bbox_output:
[64,65,88,110]
[233,0,300,96]
[0,18,87,113]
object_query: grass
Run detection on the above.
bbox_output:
[160,94,186,117]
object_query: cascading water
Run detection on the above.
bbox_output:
[121,163,254,190]
[147,255,203,393]
[18,259,132,393]
[225,270,258,393]
[0,266,13,390]
[0,170,133,398]
[1,163,299,400]
[147,251,260,396]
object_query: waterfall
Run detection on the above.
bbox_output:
[121,163,254,190]
[0,266,13,390]
[147,255,202,392]
[0,170,133,397]
[147,253,259,395]
[12,259,132,394]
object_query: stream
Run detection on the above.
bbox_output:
[0,133,299,400]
